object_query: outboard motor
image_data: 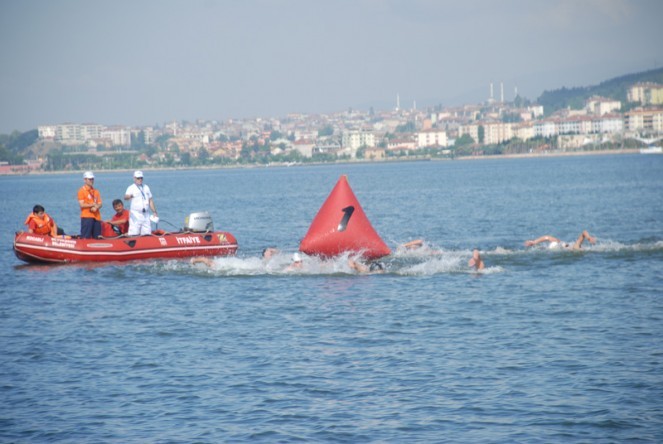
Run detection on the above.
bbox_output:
[184,212,214,232]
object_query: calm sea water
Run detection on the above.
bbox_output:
[1,154,662,442]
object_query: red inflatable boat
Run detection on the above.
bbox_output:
[13,212,238,264]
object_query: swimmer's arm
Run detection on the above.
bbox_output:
[401,239,424,249]
[525,235,560,246]
[348,259,369,273]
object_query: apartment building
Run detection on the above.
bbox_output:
[37,125,56,139]
[585,96,621,115]
[628,83,663,105]
[624,108,663,132]
[458,122,514,145]
[509,122,533,141]
[457,124,480,143]
[341,131,375,150]
[416,129,448,148]
[592,114,623,133]
[38,123,104,143]
[100,126,131,146]
[293,139,314,157]
[482,122,513,145]
[387,137,416,151]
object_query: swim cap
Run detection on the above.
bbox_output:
[369,262,384,272]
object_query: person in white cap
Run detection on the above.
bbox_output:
[78,171,103,238]
[124,170,158,235]
[286,252,304,271]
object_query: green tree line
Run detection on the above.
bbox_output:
[538,67,663,115]
[0,129,38,164]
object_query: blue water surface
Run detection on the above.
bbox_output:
[1,154,662,442]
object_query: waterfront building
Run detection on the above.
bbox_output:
[512,122,534,141]
[482,122,513,145]
[457,124,480,143]
[416,129,448,148]
[101,126,131,146]
[364,146,386,160]
[387,137,416,151]
[534,120,558,138]
[341,131,375,157]
[293,139,314,158]
[624,107,663,133]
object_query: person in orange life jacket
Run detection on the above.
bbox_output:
[78,171,102,239]
[24,204,60,237]
[124,170,157,235]
[104,199,130,235]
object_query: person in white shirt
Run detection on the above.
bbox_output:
[124,170,158,235]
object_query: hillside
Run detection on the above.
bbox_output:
[537,67,663,114]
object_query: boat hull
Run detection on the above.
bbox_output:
[13,231,238,264]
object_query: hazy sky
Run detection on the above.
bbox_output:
[1,0,662,133]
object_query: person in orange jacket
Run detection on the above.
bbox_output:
[78,171,102,239]
[24,204,59,237]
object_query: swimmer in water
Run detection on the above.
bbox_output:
[468,248,485,270]
[261,247,279,260]
[524,230,596,250]
[191,256,214,267]
[401,239,425,250]
[192,246,280,267]
[348,258,385,274]
[286,252,304,271]
[398,239,442,255]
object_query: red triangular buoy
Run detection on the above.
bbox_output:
[300,175,391,260]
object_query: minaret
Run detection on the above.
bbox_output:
[490,82,494,102]
[500,82,504,103]
[396,93,400,111]
[413,100,416,110]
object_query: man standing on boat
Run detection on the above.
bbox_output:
[124,170,158,236]
[78,171,103,239]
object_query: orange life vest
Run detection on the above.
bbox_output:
[24,213,54,236]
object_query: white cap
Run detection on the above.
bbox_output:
[149,215,159,224]
[83,171,94,179]
[292,252,302,262]
[134,170,144,178]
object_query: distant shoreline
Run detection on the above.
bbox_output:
[0,148,645,176]
[453,148,640,161]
